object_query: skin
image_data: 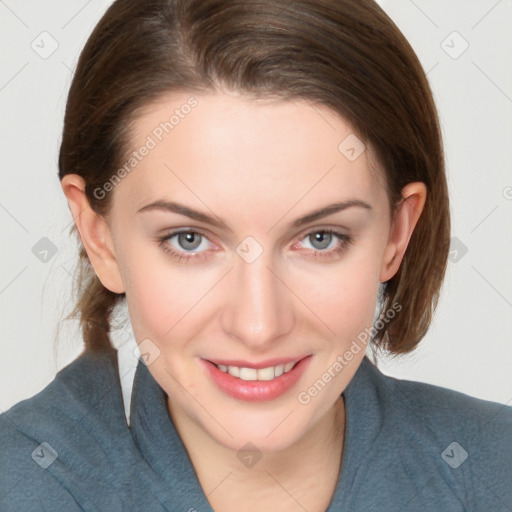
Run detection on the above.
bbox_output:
[61,89,426,511]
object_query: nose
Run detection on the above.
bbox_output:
[221,248,295,351]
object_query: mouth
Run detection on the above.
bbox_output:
[200,355,312,401]
[207,358,302,381]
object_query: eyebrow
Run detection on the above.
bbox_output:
[137,199,372,230]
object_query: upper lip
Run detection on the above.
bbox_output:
[204,355,310,369]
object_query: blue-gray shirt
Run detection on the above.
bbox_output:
[1,351,511,511]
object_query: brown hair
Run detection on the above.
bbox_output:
[59,0,450,356]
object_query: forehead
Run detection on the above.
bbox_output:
[113,91,387,219]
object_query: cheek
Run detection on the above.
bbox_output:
[120,243,210,341]
[121,227,384,345]
[312,273,378,343]
[293,245,382,341]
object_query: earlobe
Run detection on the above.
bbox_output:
[379,182,427,283]
[60,174,125,294]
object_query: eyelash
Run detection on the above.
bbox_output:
[157,228,353,263]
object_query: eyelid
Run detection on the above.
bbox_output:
[295,224,350,239]
[158,228,215,263]
[292,226,350,249]
[159,224,350,247]
[174,229,218,253]
[160,227,218,246]
[158,225,353,262]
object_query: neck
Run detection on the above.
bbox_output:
[167,396,346,511]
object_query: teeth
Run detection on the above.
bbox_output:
[227,366,240,378]
[239,367,258,380]
[216,362,297,381]
[284,362,294,372]
[256,367,275,381]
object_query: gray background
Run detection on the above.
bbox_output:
[1,0,511,411]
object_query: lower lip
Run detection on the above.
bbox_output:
[201,356,312,402]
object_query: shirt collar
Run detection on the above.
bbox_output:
[129,358,213,510]
[127,353,386,511]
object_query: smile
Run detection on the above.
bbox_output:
[201,355,312,401]
[214,362,297,381]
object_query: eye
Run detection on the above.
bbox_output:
[158,229,213,262]
[296,229,352,260]
[172,231,204,251]
[157,227,352,263]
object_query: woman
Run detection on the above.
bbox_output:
[1,0,511,510]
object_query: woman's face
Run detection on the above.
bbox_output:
[80,90,422,452]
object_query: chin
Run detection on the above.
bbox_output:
[201,402,317,453]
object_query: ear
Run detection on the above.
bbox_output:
[60,174,125,294]
[380,182,427,283]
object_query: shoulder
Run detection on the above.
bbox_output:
[367,358,512,507]
[371,359,512,426]
[1,350,124,438]
[0,350,130,511]
[375,361,512,440]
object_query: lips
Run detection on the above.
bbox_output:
[205,355,308,369]
[200,354,313,402]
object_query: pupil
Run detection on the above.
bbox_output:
[179,232,201,250]
[312,231,331,250]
